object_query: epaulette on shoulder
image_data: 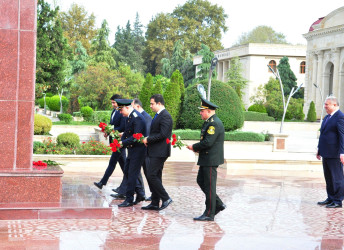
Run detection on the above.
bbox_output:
[133,112,138,117]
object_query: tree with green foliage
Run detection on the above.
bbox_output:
[36,0,70,97]
[73,63,124,110]
[139,73,154,115]
[153,75,170,93]
[89,20,117,69]
[196,44,215,81]
[145,0,227,74]
[117,63,144,98]
[59,3,97,54]
[70,41,88,75]
[307,101,317,122]
[164,72,181,128]
[277,56,303,98]
[152,79,163,96]
[170,70,185,100]
[131,13,146,73]
[235,25,288,46]
[226,57,248,101]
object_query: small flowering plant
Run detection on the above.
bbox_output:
[133,133,144,143]
[166,134,185,150]
[109,139,121,152]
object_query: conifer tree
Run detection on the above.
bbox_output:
[139,73,154,116]
[152,79,163,96]
[164,71,182,128]
[307,101,317,122]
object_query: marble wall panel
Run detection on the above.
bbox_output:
[0,0,18,29]
[0,101,16,169]
[20,0,36,31]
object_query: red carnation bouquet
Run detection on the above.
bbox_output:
[98,122,121,140]
[109,139,121,152]
[166,134,185,149]
[133,133,144,143]
[33,160,48,170]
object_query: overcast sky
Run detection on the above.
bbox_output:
[49,0,343,47]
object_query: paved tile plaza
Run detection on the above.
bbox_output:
[0,162,343,249]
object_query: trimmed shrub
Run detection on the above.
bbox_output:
[57,132,80,148]
[46,95,69,112]
[244,111,275,121]
[307,101,317,122]
[172,129,265,142]
[179,79,244,131]
[34,114,52,135]
[58,113,73,124]
[80,106,94,121]
[38,97,51,108]
[248,104,267,113]
[92,111,112,123]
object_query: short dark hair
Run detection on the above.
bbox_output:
[110,94,121,100]
[133,98,143,107]
[150,94,165,105]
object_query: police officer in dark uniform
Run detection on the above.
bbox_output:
[115,99,147,207]
[187,97,226,221]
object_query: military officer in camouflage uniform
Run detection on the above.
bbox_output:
[187,97,226,221]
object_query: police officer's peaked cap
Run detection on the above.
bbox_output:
[198,97,218,110]
[115,99,133,110]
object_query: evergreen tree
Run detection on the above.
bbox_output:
[132,13,146,72]
[226,57,248,101]
[277,56,301,98]
[307,101,317,122]
[196,44,215,80]
[70,41,88,75]
[164,70,182,128]
[139,73,154,116]
[89,20,117,69]
[36,0,70,97]
[180,50,195,87]
[152,79,163,95]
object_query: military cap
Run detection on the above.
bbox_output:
[115,99,133,110]
[198,97,218,110]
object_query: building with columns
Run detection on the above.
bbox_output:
[303,6,344,118]
[193,43,306,108]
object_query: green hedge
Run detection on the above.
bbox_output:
[92,111,112,123]
[80,106,93,121]
[244,111,275,121]
[172,129,265,142]
[179,80,244,131]
[248,104,267,113]
[58,113,73,124]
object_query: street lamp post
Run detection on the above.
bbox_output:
[313,83,324,125]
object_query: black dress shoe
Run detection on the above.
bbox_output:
[193,215,214,221]
[94,181,103,190]
[317,198,332,205]
[112,187,120,193]
[215,204,226,215]
[110,193,126,199]
[145,196,152,201]
[134,195,145,205]
[141,204,159,210]
[326,202,342,208]
[159,198,173,211]
[118,200,133,207]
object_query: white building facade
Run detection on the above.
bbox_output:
[193,43,306,108]
[303,6,344,118]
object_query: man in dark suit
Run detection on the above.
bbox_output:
[142,94,173,211]
[115,99,147,207]
[94,94,126,191]
[132,98,153,201]
[317,96,344,208]
[187,97,226,221]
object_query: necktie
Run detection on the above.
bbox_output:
[153,113,158,120]
[323,115,331,126]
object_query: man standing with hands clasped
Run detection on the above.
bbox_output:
[187,97,226,221]
[317,96,344,208]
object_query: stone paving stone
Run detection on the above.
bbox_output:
[0,162,342,249]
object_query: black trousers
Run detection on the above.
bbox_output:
[100,149,126,185]
[197,166,223,218]
[146,157,169,205]
[123,152,146,203]
[323,158,344,205]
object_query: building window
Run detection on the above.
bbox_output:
[300,61,306,74]
[268,60,276,72]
